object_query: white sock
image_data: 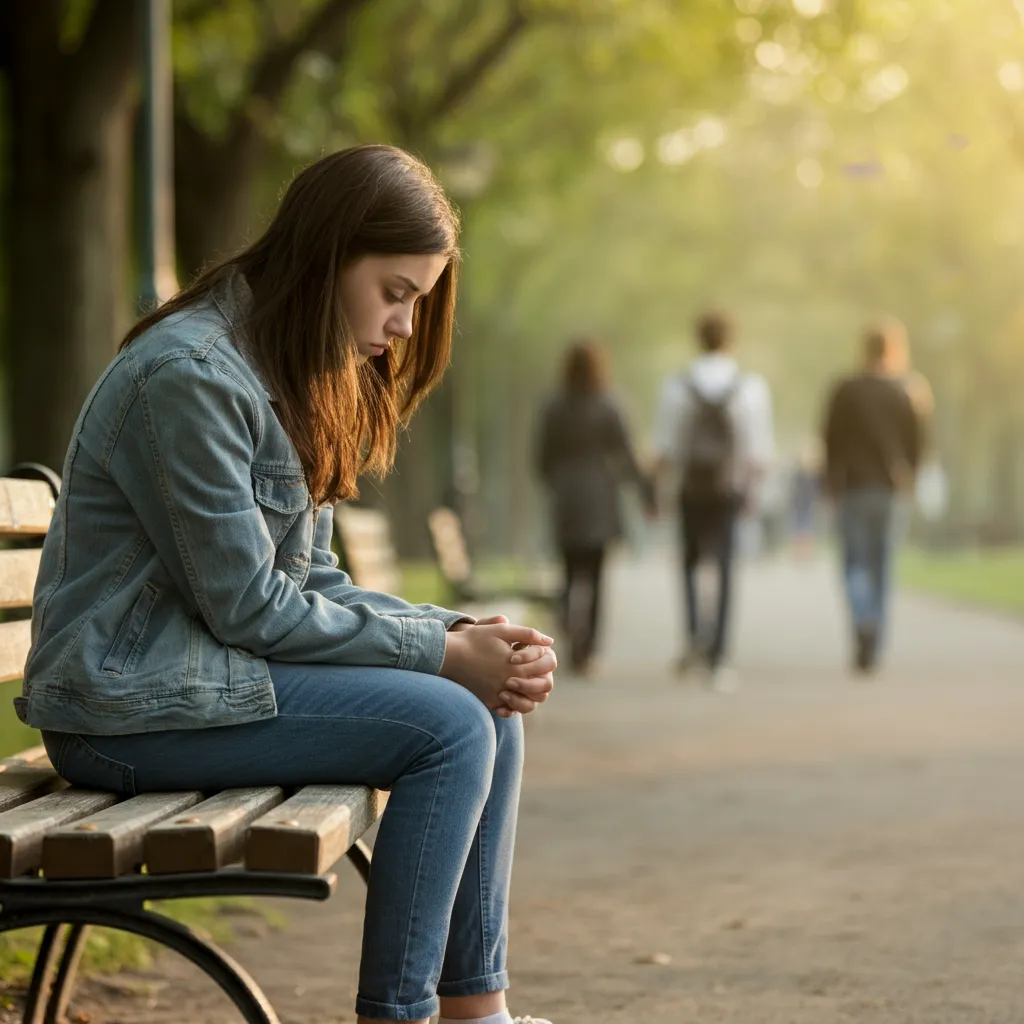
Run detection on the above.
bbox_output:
[437,1012,513,1024]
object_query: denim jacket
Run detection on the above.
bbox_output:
[17,279,469,735]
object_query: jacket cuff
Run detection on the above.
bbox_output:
[397,616,449,675]
[439,608,476,629]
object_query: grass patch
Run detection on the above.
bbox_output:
[399,560,448,606]
[901,547,1024,615]
[0,681,38,760]
[0,897,279,993]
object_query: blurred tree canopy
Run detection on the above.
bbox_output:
[1,0,1023,552]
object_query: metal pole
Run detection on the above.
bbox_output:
[137,0,177,313]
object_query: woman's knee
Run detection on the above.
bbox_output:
[494,711,524,775]
[436,682,497,768]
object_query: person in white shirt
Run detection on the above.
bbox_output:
[652,311,775,690]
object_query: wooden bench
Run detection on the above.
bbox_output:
[335,505,534,623]
[426,506,559,610]
[0,474,387,1024]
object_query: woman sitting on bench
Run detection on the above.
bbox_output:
[18,145,556,1024]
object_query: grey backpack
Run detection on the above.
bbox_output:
[681,375,740,498]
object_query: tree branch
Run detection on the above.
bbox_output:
[422,3,530,126]
[247,0,369,110]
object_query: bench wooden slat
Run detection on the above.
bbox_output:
[428,507,473,585]
[145,787,285,874]
[0,763,62,814]
[0,549,43,609]
[43,791,203,879]
[0,479,55,538]
[0,789,119,877]
[245,785,387,875]
[334,506,403,595]
[0,619,33,684]
[2,745,50,768]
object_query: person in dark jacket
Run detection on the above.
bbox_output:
[536,339,654,674]
[823,318,931,674]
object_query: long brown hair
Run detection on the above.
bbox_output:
[121,145,461,503]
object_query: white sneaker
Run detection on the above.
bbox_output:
[707,666,740,693]
[512,1016,554,1024]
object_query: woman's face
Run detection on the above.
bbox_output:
[338,253,449,364]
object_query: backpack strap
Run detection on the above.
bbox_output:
[683,371,743,407]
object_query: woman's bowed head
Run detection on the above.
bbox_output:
[125,144,461,507]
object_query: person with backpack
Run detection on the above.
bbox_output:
[652,311,775,690]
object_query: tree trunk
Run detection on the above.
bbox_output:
[374,382,456,559]
[3,3,139,472]
[174,118,263,280]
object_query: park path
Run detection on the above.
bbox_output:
[66,547,1024,1023]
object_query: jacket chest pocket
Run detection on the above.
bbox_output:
[252,468,312,586]
[252,470,310,541]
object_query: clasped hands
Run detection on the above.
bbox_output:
[442,615,556,718]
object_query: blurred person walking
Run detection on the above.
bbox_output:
[536,339,654,676]
[823,318,931,675]
[789,441,822,560]
[652,311,775,691]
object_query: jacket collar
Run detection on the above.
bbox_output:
[211,272,276,401]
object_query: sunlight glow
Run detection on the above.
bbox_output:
[606,137,645,172]
[998,61,1024,93]
[755,41,786,71]
[735,18,763,44]
[657,132,697,166]
[793,0,826,20]
[796,158,824,188]
[694,116,728,149]
[863,64,909,106]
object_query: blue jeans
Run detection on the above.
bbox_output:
[837,489,903,644]
[42,663,524,1021]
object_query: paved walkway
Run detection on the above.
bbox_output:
[70,549,1024,1023]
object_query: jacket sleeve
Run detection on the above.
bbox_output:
[109,354,450,674]
[535,400,556,481]
[304,505,474,629]
[606,402,655,507]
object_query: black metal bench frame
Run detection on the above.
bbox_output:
[0,840,372,1024]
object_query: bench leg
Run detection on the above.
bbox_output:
[20,924,63,1024]
[44,923,88,1024]
[1,908,280,1024]
[346,838,372,884]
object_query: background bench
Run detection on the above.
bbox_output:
[426,506,559,609]
[0,474,386,1024]
[335,504,536,624]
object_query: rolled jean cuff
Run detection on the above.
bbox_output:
[355,993,438,1020]
[436,970,509,998]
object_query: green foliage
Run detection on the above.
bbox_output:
[0,683,37,759]
[902,547,1024,615]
